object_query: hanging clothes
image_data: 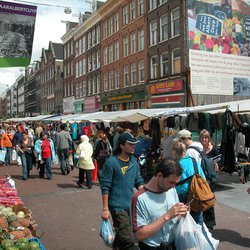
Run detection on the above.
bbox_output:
[220,109,235,173]
[187,113,199,132]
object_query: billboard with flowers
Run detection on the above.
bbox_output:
[188,0,250,95]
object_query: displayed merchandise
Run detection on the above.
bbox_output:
[0,176,46,250]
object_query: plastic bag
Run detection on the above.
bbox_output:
[100,219,115,248]
[175,212,212,250]
[12,149,17,161]
[52,155,59,165]
[0,148,6,162]
[203,223,219,249]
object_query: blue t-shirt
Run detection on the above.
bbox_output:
[176,155,206,195]
[132,187,179,247]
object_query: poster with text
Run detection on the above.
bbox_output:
[0,1,37,67]
[187,0,250,95]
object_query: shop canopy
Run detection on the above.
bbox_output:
[5,99,250,123]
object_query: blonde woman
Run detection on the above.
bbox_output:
[76,135,95,189]
[172,141,206,226]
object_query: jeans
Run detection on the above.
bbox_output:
[111,210,135,250]
[43,157,52,179]
[4,147,11,165]
[57,148,70,173]
[20,152,33,179]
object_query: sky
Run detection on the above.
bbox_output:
[0,0,103,94]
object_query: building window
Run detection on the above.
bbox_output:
[104,73,108,92]
[109,71,114,90]
[109,44,113,63]
[75,40,79,56]
[131,63,136,85]
[138,28,144,51]
[149,0,157,11]
[88,56,92,72]
[80,81,83,98]
[88,32,92,49]
[79,60,83,76]
[97,75,101,93]
[139,60,144,83]
[123,5,129,26]
[83,81,86,97]
[114,40,119,61]
[92,53,96,70]
[109,16,113,36]
[124,65,129,87]
[115,69,119,89]
[130,32,136,54]
[97,50,100,68]
[88,78,92,95]
[123,35,129,57]
[96,26,100,43]
[103,20,108,39]
[93,77,97,94]
[160,14,168,42]
[150,20,157,46]
[76,62,79,78]
[82,36,86,53]
[130,0,136,20]
[114,12,119,32]
[83,58,86,75]
[138,0,144,16]
[161,52,169,77]
[104,47,108,65]
[171,7,180,37]
[151,56,158,79]
[172,48,181,74]
[92,29,96,45]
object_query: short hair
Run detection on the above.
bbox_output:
[60,123,66,130]
[154,158,182,178]
[199,129,211,143]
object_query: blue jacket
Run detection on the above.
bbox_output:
[176,155,206,195]
[101,155,144,212]
[34,138,56,161]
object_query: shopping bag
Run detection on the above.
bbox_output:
[0,149,6,162]
[52,155,59,165]
[175,212,212,250]
[203,223,219,249]
[100,219,115,248]
[12,149,17,161]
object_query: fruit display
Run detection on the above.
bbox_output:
[0,177,45,250]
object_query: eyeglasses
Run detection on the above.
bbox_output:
[180,137,187,140]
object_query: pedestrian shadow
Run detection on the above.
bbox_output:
[214,183,235,192]
[56,183,84,189]
[212,229,250,248]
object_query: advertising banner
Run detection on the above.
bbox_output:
[0,1,37,67]
[84,96,98,112]
[187,0,250,95]
[149,80,183,94]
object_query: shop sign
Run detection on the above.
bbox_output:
[84,96,98,112]
[196,14,223,37]
[151,94,184,104]
[102,90,145,104]
[150,80,183,95]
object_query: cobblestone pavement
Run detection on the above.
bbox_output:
[1,164,250,250]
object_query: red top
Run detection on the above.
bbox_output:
[82,125,91,137]
[41,139,52,159]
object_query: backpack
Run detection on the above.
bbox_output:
[188,146,217,184]
[178,158,215,212]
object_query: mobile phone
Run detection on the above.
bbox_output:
[186,199,194,206]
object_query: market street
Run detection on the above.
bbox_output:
[1,163,250,250]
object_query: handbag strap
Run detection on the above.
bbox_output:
[176,158,198,186]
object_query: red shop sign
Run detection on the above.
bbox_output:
[84,96,98,112]
[150,80,183,94]
[151,94,184,104]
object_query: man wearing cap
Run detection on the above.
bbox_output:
[101,132,144,250]
[174,129,203,163]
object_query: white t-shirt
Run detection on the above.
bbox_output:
[186,141,203,164]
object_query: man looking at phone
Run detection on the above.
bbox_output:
[132,158,188,250]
